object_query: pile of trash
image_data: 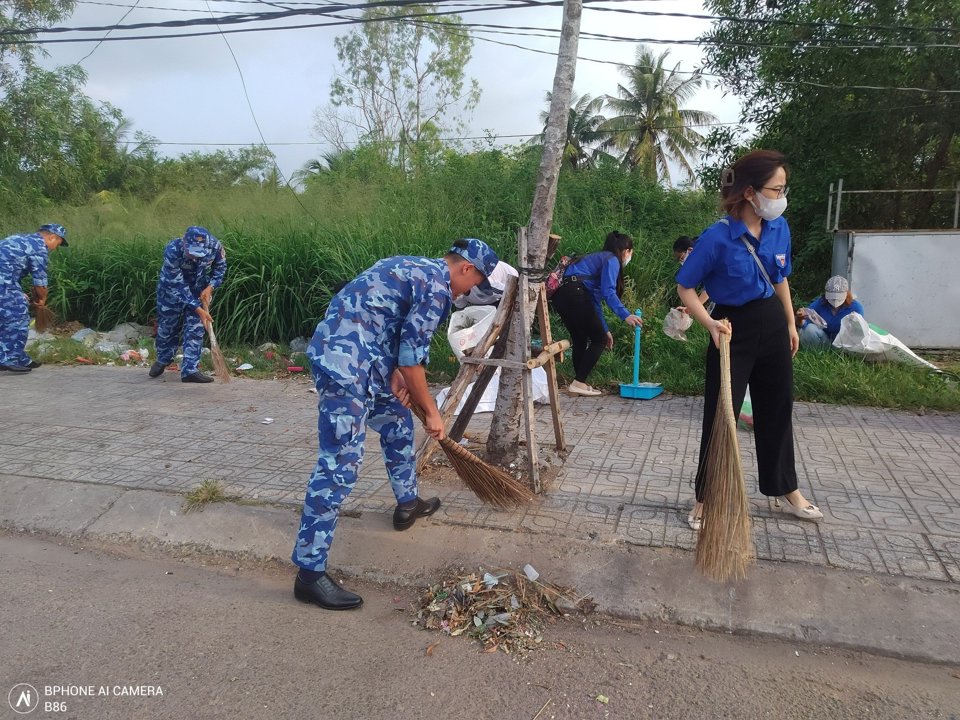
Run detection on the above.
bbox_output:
[414,566,594,656]
[27,322,154,365]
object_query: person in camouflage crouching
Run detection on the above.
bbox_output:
[292,238,499,610]
[0,224,68,373]
[148,226,226,383]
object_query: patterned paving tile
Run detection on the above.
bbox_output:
[3,367,959,585]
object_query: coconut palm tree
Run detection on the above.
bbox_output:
[601,45,718,185]
[531,92,609,170]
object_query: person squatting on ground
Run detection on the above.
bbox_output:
[148,226,226,383]
[550,231,643,397]
[0,224,68,373]
[796,275,865,349]
[292,238,499,611]
[676,150,822,531]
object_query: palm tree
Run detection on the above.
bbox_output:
[601,45,718,185]
[531,92,608,171]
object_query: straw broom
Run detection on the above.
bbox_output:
[202,299,231,383]
[695,320,753,581]
[410,402,534,509]
[31,303,56,332]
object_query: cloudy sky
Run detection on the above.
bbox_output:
[40,0,742,181]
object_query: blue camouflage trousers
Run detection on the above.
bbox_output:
[0,288,31,367]
[292,371,419,572]
[155,289,205,377]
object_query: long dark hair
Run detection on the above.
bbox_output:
[602,231,633,297]
[720,150,789,217]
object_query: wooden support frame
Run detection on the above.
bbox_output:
[415,230,568,493]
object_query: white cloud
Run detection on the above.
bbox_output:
[41,0,741,177]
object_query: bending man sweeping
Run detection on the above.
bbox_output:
[0,224,68,373]
[148,226,226,383]
[293,238,499,610]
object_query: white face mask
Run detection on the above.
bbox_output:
[623,252,632,267]
[750,191,788,221]
[826,296,845,308]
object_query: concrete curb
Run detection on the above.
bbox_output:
[3,475,959,665]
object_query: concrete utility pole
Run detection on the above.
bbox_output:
[486,0,582,460]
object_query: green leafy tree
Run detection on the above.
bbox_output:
[315,5,480,169]
[1,0,76,80]
[601,45,718,185]
[531,92,609,171]
[701,0,960,284]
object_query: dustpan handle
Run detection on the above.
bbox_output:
[632,308,642,385]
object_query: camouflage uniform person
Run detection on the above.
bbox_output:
[0,224,68,373]
[293,238,499,610]
[148,226,226,383]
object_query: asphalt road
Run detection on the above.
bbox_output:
[1,532,957,720]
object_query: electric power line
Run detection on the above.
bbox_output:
[202,0,320,218]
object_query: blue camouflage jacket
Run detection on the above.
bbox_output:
[156,235,227,309]
[0,233,48,291]
[307,256,453,396]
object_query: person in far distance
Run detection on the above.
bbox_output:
[453,260,518,309]
[672,235,710,311]
[550,231,643,396]
[0,224,68,373]
[148,226,226,383]
[796,275,865,349]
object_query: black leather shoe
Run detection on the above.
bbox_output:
[148,361,167,378]
[181,372,214,383]
[0,363,31,373]
[27,361,42,369]
[393,496,441,531]
[294,572,363,610]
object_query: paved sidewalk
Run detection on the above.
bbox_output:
[2,365,959,584]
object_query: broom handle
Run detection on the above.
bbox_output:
[409,401,479,460]
[632,308,642,385]
[718,320,736,427]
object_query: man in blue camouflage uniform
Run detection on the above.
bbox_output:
[293,238,499,610]
[0,224,68,374]
[148,226,227,383]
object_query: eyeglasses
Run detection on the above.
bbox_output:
[760,185,789,198]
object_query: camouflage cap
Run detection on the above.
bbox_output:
[39,223,68,246]
[449,238,499,277]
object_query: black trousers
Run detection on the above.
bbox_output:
[694,295,799,502]
[550,280,607,383]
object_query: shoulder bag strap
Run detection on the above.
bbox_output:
[717,217,775,291]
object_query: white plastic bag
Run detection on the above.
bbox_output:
[435,367,550,414]
[662,308,694,342]
[832,313,939,371]
[447,306,496,360]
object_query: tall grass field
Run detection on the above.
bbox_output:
[6,155,958,411]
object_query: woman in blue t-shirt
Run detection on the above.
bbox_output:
[796,275,865,349]
[551,231,643,396]
[676,150,822,531]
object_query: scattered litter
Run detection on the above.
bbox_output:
[258,342,278,352]
[596,695,609,705]
[415,567,594,656]
[261,418,274,425]
[523,564,539,581]
[236,363,254,371]
[75,356,93,364]
[119,350,142,363]
[795,650,800,657]
[264,351,275,360]
[307,388,318,394]
[425,641,440,657]
[289,336,309,353]
[287,365,304,372]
